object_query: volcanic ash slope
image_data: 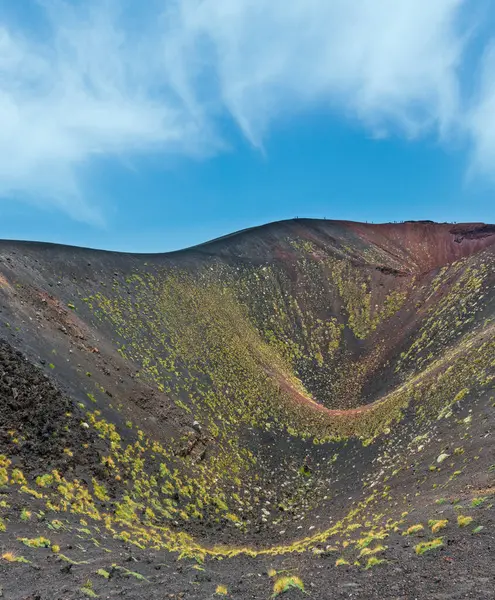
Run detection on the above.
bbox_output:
[0,219,494,599]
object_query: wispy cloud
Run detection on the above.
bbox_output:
[0,0,492,221]
[0,0,213,222]
[467,41,495,180]
[167,0,466,145]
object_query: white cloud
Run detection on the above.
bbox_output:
[167,0,466,146]
[0,1,212,222]
[467,41,495,179]
[0,0,492,221]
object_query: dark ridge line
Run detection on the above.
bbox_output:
[0,218,492,258]
[0,217,358,256]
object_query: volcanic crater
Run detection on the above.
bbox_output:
[0,219,494,599]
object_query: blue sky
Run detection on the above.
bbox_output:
[0,0,494,252]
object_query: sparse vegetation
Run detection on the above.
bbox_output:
[365,556,386,569]
[18,536,51,548]
[2,552,30,563]
[96,568,110,579]
[403,524,424,536]
[414,538,444,555]
[81,580,98,598]
[457,515,474,527]
[429,519,448,533]
[471,497,487,507]
[272,576,305,597]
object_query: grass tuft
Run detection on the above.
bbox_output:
[2,551,30,563]
[414,538,443,555]
[428,519,448,533]
[403,524,424,536]
[18,536,51,548]
[272,576,305,597]
[215,584,228,596]
[96,568,110,578]
[365,556,386,569]
[457,515,473,527]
